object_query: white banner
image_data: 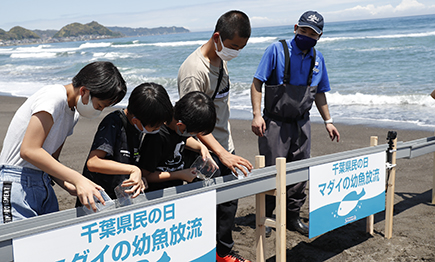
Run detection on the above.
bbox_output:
[13,190,216,262]
[309,151,386,238]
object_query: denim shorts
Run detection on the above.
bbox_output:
[0,165,59,223]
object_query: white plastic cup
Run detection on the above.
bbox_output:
[190,156,218,180]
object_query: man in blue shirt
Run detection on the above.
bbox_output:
[250,11,340,236]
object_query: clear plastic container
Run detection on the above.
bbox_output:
[114,184,133,207]
[82,190,115,214]
[232,165,252,180]
[190,156,219,180]
[114,183,147,207]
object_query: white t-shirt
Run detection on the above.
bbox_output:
[0,84,79,170]
[177,46,234,153]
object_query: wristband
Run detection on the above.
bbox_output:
[324,118,333,124]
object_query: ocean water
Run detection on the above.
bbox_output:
[1,14,435,131]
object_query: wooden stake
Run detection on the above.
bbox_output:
[433,130,435,204]
[366,136,378,235]
[255,155,265,171]
[255,155,266,262]
[275,157,286,261]
[385,136,397,239]
[255,156,287,262]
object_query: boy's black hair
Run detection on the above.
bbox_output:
[214,10,251,41]
[127,82,173,127]
[174,91,216,135]
[72,61,127,105]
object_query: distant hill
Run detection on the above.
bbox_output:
[53,21,123,38]
[0,29,7,40]
[0,26,40,40]
[0,21,190,46]
[33,29,58,38]
[107,26,189,36]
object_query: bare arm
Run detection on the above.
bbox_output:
[87,150,146,197]
[196,133,252,175]
[142,168,197,183]
[314,93,340,142]
[251,78,266,137]
[49,142,77,195]
[20,111,104,211]
[185,137,212,160]
[51,142,63,161]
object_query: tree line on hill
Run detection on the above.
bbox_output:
[0,21,190,42]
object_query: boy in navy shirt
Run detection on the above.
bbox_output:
[77,82,173,203]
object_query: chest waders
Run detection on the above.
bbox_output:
[260,40,318,218]
[263,39,317,147]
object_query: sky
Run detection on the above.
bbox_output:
[1,0,435,32]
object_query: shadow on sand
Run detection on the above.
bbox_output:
[234,189,433,261]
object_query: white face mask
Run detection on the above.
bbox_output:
[214,35,240,61]
[76,95,102,119]
[133,118,160,134]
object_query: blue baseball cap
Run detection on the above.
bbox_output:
[298,11,324,34]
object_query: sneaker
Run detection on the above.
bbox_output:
[216,251,251,262]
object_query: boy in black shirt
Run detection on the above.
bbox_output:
[139,91,216,191]
[77,83,173,202]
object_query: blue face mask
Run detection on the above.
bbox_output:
[295,34,317,51]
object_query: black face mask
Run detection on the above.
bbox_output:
[295,34,317,51]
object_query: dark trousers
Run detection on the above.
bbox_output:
[258,117,311,218]
[183,149,237,256]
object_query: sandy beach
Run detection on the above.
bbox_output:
[1,95,434,261]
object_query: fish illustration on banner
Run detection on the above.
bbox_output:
[337,188,366,216]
